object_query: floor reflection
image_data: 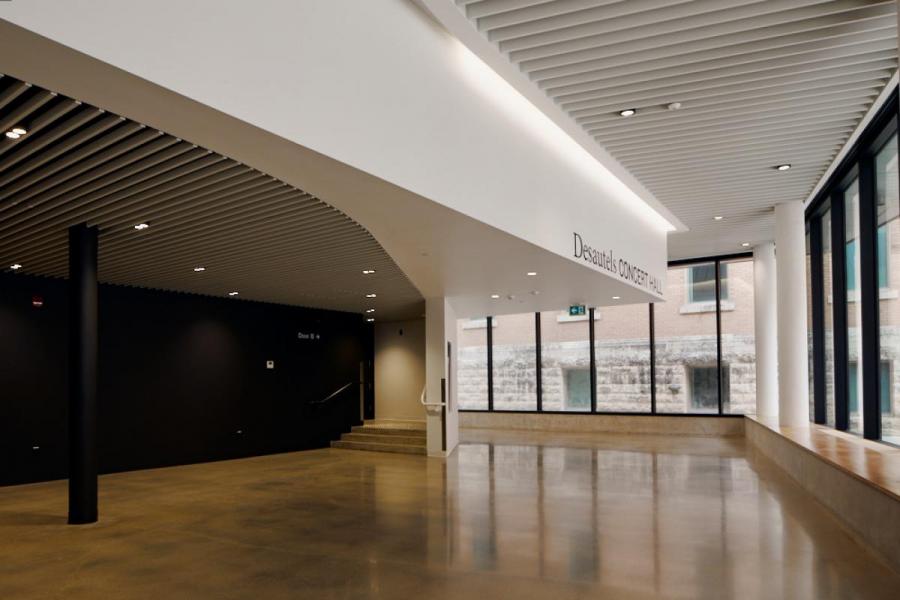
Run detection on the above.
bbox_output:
[436,431,899,599]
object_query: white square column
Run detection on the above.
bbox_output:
[424,297,459,457]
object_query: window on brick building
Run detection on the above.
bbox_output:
[688,263,728,303]
[564,369,591,411]
[688,366,728,413]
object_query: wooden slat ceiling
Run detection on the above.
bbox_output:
[0,75,423,320]
[454,0,898,258]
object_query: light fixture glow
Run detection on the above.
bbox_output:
[228,291,239,296]
[612,296,621,300]
[366,318,375,323]
[741,242,751,248]
[133,223,150,231]
[193,266,206,272]
[362,269,376,275]
[713,216,724,221]
[490,294,500,299]
[667,102,682,111]
[5,131,20,139]
[619,108,636,117]
[527,271,537,276]
[366,293,377,298]
[11,127,26,135]
[365,308,375,313]
[10,263,22,270]
[776,164,792,171]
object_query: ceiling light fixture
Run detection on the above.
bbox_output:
[490,294,500,299]
[133,223,150,231]
[713,216,724,221]
[366,318,375,323]
[10,263,22,270]
[5,127,27,139]
[362,269,376,275]
[11,127,26,135]
[612,296,621,300]
[193,266,206,272]
[775,164,792,171]
[527,271,537,276]
[365,308,375,313]
[228,291,239,296]
[619,108,636,117]
[667,102,682,111]
[5,131,20,139]
[741,242,751,248]
[366,293,377,298]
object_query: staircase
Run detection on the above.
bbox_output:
[331,420,427,455]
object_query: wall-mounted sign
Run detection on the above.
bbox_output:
[297,332,321,341]
[568,305,586,316]
[572,232,664,296]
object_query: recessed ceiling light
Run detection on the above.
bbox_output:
[741,242,751,248]
[531,290,540,295]
[619,108,636,117]
[775,164,792,171]
[5,131,20,139]
[362,269,376,275]
[133,223,150,231]
[366,318,375,323]
[490,294,500,299]
[713,216,724,221]
[667,102,682,111]
[527,271,537,276]
[228,291,239,296]
[365,308,375,313]
[10,263,22,270]
[11,127,26,135]
[193,266,206,272]
[366,293,377,298]
[612,295,621,300]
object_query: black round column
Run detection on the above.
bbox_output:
[68,224,99,525]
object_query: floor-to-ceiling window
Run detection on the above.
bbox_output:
[805,86,898,446]
[822,209,836,427]
[876,132,900,445]
[594,304,651,413]
[492,312,537,411]
[719,257,756,415]
[655,263,721,414]
[540,310,591,412]
[458,318,489,410]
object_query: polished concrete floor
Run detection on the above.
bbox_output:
[1,431,898,599]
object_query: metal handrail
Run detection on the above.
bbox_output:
[310,381,355,405]
[420,384,445,408]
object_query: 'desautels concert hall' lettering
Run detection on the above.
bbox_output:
[573,232,663,296]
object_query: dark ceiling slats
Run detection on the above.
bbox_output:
[0,75,422,318]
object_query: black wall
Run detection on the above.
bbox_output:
[0,272,370,486]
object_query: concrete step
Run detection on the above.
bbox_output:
[351,425,426,437]
[341,432,426,446]
[331,440,426,455]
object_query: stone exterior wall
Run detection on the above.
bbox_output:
[458,333,757,414]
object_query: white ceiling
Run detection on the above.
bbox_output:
[449,0,898,259]
[0,74,424,320]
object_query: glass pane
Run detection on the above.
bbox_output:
[720,258,755,414]
[594,304,651,413]
[457,318,489,410]
[540,310,591,412]
[492,312,537,411]
[845,179,864,434]
[822,210,835,427]
[876,133,899,445]
[807,229,815,421]
[655,263,720,413]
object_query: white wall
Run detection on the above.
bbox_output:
[374,320,426,421]
[0,0,669,311]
